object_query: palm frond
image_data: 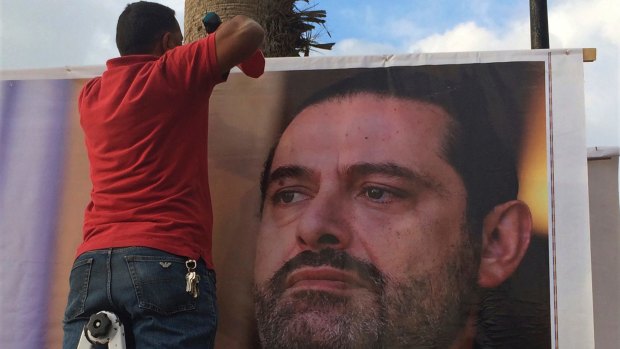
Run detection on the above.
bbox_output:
[259,0,334,57]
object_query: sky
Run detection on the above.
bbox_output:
[0,0,618,148]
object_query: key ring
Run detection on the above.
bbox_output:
[186,259,197,270]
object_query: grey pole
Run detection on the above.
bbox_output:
[530,0,550,49]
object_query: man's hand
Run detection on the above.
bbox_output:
[202,12,221,34]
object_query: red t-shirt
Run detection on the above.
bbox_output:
[77,34,225,268]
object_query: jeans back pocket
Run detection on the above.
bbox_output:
[64,257,93,321]
[125,255,197,315]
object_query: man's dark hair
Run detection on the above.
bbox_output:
[116,1,178,56]
[260,66,520,236]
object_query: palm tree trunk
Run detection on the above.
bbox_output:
[184,0,260,44]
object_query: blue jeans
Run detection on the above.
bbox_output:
[62,247,217,349]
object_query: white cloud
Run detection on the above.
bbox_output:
[548,0,619,146]
[550,0,619,46]
[407,21,528,53]
[84,30,118,66]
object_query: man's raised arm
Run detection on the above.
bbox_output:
[213,15,265,77]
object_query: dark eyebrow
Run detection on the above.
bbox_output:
[345,162,448,196]
[267,165,314,186]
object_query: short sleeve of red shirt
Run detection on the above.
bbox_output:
[157,33,226,92]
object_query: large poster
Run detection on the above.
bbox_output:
[0,50,593,348]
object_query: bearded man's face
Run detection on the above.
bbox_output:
[255,96,480,348]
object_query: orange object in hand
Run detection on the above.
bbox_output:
[238,49,265,78]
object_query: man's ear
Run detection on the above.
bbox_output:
[150,34,166,56]
[478,200,533,288]
[161,32,176,52]
[152,32,177,56]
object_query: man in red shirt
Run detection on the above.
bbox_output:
[62,2,264,348]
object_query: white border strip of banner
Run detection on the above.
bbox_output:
[544,49,594,349]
